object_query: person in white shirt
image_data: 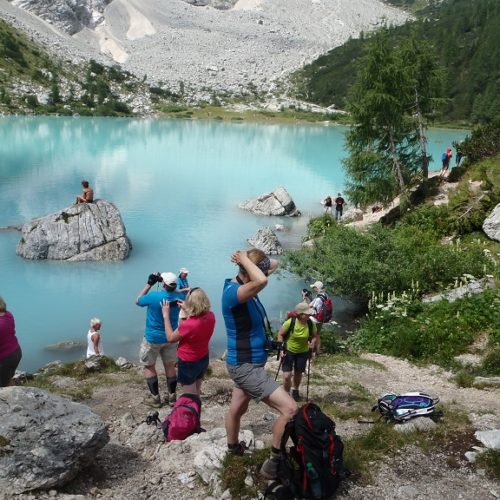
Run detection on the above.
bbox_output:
[86,318,103,358]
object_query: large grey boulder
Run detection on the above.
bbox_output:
[247,227,283,255]
[0,386,109,494]
[16,199,131,261]
[483,203,500,242]
[239,187,301,217]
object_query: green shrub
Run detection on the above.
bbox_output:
[480,347,500,376]
[351,290,499,366]
[461,117,500,164]
[476,450,500,480]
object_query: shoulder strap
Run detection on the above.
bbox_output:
[254,295,274,338]
[306,319,313,340]
[285,316,296,341]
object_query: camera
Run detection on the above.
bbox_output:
[168,300,179,308]
[264,338,284,353]
[145,411,160,426]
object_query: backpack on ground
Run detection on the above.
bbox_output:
[267,402,347,499]
[314,293,333,324]
[162,393,204,442]
[372,392,441,422]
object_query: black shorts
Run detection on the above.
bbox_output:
[177,354,209,385]
[281,351,309,374]
[0,346,22,387]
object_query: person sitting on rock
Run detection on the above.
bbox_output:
[76,180,94,204]
[86,318,103,358]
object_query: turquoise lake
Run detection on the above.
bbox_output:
[0,117,468,371]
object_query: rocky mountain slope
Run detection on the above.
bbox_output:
[2,0,409,98]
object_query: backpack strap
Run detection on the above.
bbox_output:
[306,318,313,341]
[284,316,296,343]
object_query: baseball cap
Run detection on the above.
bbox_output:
[294,302,315,315]
[310,281,324,290]
[179,267,189,274]
[160,272,177,287]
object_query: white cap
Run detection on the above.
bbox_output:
[179,267,189,274]
[160,272,177,287]
[310,281,324,290]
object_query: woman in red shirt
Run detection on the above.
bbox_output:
[0,296,22,387]
[162,288,215,395]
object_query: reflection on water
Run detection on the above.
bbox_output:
[0,117,469,371]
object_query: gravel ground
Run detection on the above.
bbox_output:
[1,0,409,98]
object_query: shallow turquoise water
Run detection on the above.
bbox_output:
[0,117,468,371]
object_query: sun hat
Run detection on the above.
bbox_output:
[310,280,324,290]
[294,302,315,315]
[179,267,189,274]
[160,272,177,287]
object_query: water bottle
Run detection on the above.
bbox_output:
[306,462,322,499]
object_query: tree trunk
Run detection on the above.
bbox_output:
[388,128,406,193]
[415,88,429,182]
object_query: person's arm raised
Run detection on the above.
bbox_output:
[161,300,182,343]
[232,251,268,303]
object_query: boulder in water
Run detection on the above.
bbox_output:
[247,227,283,255]
[16,199,132,261]
[0,386,109,494]
[239,187,301,217]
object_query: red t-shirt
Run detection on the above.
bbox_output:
[177,311,215,362]
[0,311,20,360]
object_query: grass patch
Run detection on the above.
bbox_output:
[221,448,270,498]
[315,353,387,371]
[453,370,475,388]
[476,449,500,480]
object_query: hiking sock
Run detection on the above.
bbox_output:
[146,376,159,396]
[271,447,281,460]
[167,376,177,395]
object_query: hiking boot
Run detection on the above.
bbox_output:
[292,389,301,402]
[260,457,280,479]
[144,393,162,408]
[227,441,248,456]
[167,392,177,406]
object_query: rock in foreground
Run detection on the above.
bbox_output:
[0,386,109,494]
[483,203,500,242]
[247,227,283,255]
[239,187,300,217]
[16,199,131,261]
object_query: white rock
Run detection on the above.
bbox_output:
[247,227,283,255]
[483,203,500,242]
[475,429,500,450]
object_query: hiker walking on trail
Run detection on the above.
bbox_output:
[161,287,215,396]
[334,193,345,220]
[307,281,332,357]
[323,195,333,214]
[136,271,183,408]
[222,249,297,480]
[277,302,317,402]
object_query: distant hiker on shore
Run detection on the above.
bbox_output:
[334,193,346,220]
[455,146,463,167]
[0,296,22,387]
[222,249,296,480]
[276,302,318,402]
[323,195,333,214]
[75,180,94,204]
[86,318,104,358]
[441,148,452,176]
[161,287,215,396]
[136,271,183,408]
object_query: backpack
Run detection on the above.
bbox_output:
[162,393,204,442]
[267,402,347,499]
[314,293,333,324]
[372,392,441,422]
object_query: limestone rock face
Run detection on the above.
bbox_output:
[0,386,109,494]
[342,208,364,223]
[12,0,110,35]
[239,187,300,217]
[16,199,131,261]
[247,227,283,255]
[483,203,500,242]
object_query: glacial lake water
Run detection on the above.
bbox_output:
[0,116,468,371]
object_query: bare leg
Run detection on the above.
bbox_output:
[262,387,298,449]
[293,371,303,390]
[181,381,198,395]
[144,365,157,379]
[282,371,292,393]
[163,360,176,378]
[226,386,251,445]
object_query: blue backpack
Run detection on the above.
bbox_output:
[372,392,441,422]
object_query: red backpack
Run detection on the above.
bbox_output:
[162,393,204,442]
[314,293,333,323]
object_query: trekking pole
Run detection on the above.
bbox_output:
[275,356,283,381]
[306,349,312,402]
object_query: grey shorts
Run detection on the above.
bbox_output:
[227,363,279,402]
[139,339,177,367]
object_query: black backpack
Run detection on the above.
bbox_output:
[266,402,347,499]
